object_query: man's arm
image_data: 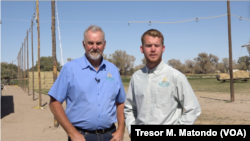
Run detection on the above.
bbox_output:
[124,77,137,137]
[49,97,85,141]
[176,74,201,124]
[111,102,125,141]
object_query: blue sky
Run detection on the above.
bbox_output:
[1,1,250,68]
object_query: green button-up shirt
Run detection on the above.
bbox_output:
[124,61,201,134]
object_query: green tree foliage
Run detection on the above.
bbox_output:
[237,56,250,70]
[1,62,18,79]
[31,56,62,72]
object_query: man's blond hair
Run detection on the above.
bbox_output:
[141,29,164,45]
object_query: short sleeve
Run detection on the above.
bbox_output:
[115,73,126,103]
[48,65,69,103]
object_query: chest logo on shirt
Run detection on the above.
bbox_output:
[159,77,170,87]
[106,73,114,81]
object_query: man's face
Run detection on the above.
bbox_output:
[140,35,165,64]
[83,30,106,60]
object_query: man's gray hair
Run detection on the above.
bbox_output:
[83,25,105,42]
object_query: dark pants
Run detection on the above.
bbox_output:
[68,126,116,141]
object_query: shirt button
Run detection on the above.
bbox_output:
[148,102,150,104]
[98,115,100,118]
[149,79,151,81]
[98,104,100,106]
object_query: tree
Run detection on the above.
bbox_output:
[133,57,146,73]
[1,62,18,79]
[67,58,74,62]
[232,60,238,69]
[108,50,136,75]
[216,63,226,73]
[134,64,145,72]
[167,59,188,73]
[32,56,62,71]
[185,59,195,73]
[238,62,247,70]
[102,54,108,60]
[238,56,250,70]
[167,59,182,69]
[209,54,219,64]
[222,58,229,72]
[141,57,146,65]
[195,53,219,74]
[102,54,112,62]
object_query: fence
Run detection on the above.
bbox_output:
[28,71,59,89]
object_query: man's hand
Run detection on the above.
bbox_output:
[112,102,125,141]
[110,130,124,141]
[69,132,86,141]
[49,97,85,141]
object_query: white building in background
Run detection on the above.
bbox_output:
[227,69,239,73]
[233,69,239,73]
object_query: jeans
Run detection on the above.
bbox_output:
[68,127,116,141]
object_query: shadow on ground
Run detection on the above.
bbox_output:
[200,96,229,102]
[1,95,14,118]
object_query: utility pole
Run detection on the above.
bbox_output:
[21,47,22,88]
[36,0,42,107]
[51,0,59,127]
[11,61,13,81]
[27,30,30,96]
[24,38,27,92]
[18,51,19,87]
[22,46,24,89]
[31,20,35,100]
[18,48,21,87]
[227,0,234,102]
[22,44,24,90]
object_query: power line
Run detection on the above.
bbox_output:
[128,14,250,25]
[3,14,249,24]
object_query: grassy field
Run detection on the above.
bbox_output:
[10,75,250,94]
[121,76,250,94]
[188,78,250,93]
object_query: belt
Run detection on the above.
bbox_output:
[75,124,116,134]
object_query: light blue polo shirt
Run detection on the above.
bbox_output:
[48,54,126,130]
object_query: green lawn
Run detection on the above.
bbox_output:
[17,76,250,94]
[121,76,130,87]
[121,76,250,94]
[188,78,250,93]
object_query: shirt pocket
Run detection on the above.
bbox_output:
[105,78,117,100]
[156,86,174,108]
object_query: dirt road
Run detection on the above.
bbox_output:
[1,86,250,141]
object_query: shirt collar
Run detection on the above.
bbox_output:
[145,60,165,75]
[81,54,106,71]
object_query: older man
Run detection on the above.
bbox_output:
[124,29,201,136]
[49,25,126,141]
